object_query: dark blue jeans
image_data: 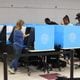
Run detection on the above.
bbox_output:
[10,44,22,71]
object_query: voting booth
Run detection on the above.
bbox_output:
[33,24,55,51]
[54,25,80,49]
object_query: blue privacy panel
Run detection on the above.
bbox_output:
[34,24,55,51]
[6,24,15,44]
[54,25,63,48]
[55,25,80,49]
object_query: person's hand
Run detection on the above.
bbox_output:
[24,34,30,37]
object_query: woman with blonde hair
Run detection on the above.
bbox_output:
[9,20,29,74]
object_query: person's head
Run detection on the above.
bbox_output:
[63,15,70,25]
[75,13,80,23]
[16,19,24,30]
[45,18,51,24]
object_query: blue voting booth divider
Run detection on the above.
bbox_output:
[54,25,80,49]
[34,24,55,51]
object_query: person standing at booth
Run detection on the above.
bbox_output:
[61,15,73,63]
[61,15,73,26]
[75,13,80,26]
[44,18,58,71]
[8,20,29,74]
[74,13,80,69]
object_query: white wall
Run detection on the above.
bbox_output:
[0,0,80,24]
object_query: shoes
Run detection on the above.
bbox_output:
[8,68,16,74]
[48,64,53,71]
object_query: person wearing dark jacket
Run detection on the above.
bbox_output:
[75,13,80,26]
[45,18,58,25]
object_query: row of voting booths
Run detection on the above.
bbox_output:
[0,24,80,60]
[28,24,80,50]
